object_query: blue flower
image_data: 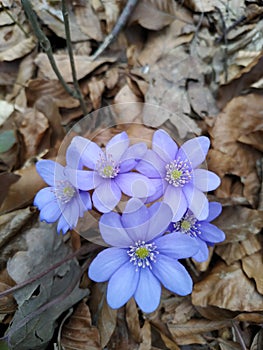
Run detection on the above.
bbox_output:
[34,160,91,234]
[136,129,221,221]
[169,202,225,262]
[88,198,199,313]
[65,132,156,213]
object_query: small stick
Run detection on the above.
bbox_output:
[90,0,139,61]
[61,0,88,115]
[0,1,29,37]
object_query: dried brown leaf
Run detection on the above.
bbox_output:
[61,300,101,350]
[192,261,263,311]
[130,0,175,30]
[0,269,16,315]
[88,77,105,110]
[216,235,261,265]
[0,172,20,208]
[242,251,263,295]
[34,53,116,82]
[126,299,141,344]
[138,320,151,350]
[184,0,216,12]
[213,206,263,243]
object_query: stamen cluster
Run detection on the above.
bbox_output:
[165,158,192,187]
[127,240,159,271]
[173,211,201,237]
[53,180,76,204]
[96,153,120,178]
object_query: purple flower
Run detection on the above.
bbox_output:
[88,198,199,313]
[34,160,91,234]
[169,202,225,262]
[136,129,220,221]
[65,132,156,213]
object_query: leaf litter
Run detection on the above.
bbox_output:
[0,0,263,349]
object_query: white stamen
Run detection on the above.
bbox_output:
[165,157,192,187]
[173,211,201,237]
[53,180,76,204]
[127,240,159,271]
[96,153,120,178]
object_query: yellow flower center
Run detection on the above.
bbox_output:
[135,247,149,259]
[171,169,182,180]
[63,186,75,198]
[181,220,191,231]
[103,165,114,177]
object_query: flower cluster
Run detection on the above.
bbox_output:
[34,129,225,312]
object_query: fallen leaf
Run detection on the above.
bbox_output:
[192,261,263,312]
[0,269,16,315]
[61,300,101,350]
[126,299,141,344]
[242,251,263,295]
[88,77,105,110]
[184,0,216,12]
[0,172,20,209]
[138,320,151,350]
[0,101,14,126]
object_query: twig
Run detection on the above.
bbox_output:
[21,0,87,115]
[61,0,88,115]
[0,1,29,37]
[0,244,100,299]
[215,6,229,83]
[90,0,139,61]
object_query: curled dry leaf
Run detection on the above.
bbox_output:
[126,299,141,344]
[192,261,263,312]
[242,251,263,295]
[138,320,151,350]
[61,300,101,350]
[0,269,16,316]
[88,77,105,110]
[209,94,263,207]
[129,0,175,30]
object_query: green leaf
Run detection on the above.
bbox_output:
[0,341,9,350]
[0,130,16,153]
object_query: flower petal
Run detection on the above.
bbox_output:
[144,202,173,241]
[163,185,188,221]
[144,178,167,203]
[121,199,150,242]
[79,191,92,213]
[39,201,61,223]
[106,132,129,163]
[57,215,70,234]
[192,237,209,262]
[206,202,222,222]
[92,179,121,213]
[152,254,193,296]
[152,129,178,163]
[60,197,80,228]
[193,169,220,192]
[176,136,210,169]
[65,168,102,191]
[134,268,161,313]
[119,142,147,173]
[116,173,156,198]
[136,150,166,178]
[107,262,139,309]
[99,212,133,247]
[199,222,225,243]
[156,232,199,259]
[88,248,129,282]
[36,160,64,186]
[183,184,208,221]
[34,187,56,210]
[69,136,102,170]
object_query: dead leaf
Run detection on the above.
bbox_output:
[126,299,141,344]
[192,261,263,312]
[130,0,175,30]
[0,269,16,315]
[0,172,20,208]
[138,320,151,350]
[61,300,101,350]
[184,0,216,12]
[0,100,14,126]
[34,53,116,82]
[88,77,105,110]
[242,251,263,295]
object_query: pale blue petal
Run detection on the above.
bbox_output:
[163,185,187,221]
[152,129,178,163]
[36,160,64,186]
[107,261,139,309]
[183,184,208,221]
[121,199,150,242]
[134,268,161,313]
[136,150,166,178]
[92,179,121,213]
[65,168,102,190]
[206,202,222,222]
[34,187,56,210]
[145,202,173,241]
[144,178,167,203]
[61,197,79,228]
[66,143,83,169]
[99,212,133,247]
[152,254,193,296]
[192,169,220,192]
[39,201,61,223]
[69,136,101,170]
[119,142,147,173]
[176,136,210,169]
[79,191,92,213]
[199,222,225,243]
[116,173,156,198]
[192,237,209,262]
[156,232,199,259]
[106,132,129,163]
[57,215,70,235]
[88,248,129,282]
